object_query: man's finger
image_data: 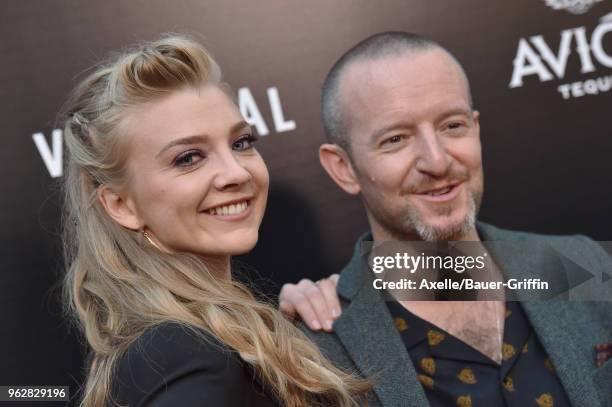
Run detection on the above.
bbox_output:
[278,298,297,319]
[279,283,323,330]
[329,273,340,285]
[317,277,342,322]
[304,284,334,331]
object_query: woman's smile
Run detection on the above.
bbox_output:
[203,198,253,221]
[111,84,269,257]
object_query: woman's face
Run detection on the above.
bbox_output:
[113,84,269,257]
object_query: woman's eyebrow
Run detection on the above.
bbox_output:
[156,135,208,158]
[231,120,251,133]
[156,120,251,158]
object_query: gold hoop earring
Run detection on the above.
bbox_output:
[142,229,163,251]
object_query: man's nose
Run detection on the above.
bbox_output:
[414,128,451,177]
[213,151,252,190]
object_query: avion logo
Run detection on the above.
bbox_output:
[544,0,603,15]
[509,13,612,99]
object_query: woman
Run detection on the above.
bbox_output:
[61,35,369,406]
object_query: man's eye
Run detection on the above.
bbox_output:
[447,122,464,130]
[174,150,204,167]
[380,134,410,148]
[232,134,259,151]
[382,135,405,146]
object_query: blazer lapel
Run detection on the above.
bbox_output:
[334,241,428,407]
[477,222,603,407]
[522,300,603,407]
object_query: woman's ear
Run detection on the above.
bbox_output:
[97,185,143,230]
[319,144,361,195]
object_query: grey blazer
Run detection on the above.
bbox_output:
[302,222,612,407]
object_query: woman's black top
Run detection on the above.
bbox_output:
[111,322,280,406]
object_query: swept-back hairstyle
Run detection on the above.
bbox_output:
[61,34,369,407]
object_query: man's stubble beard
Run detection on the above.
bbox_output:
[368,181,483,242]
[405,191,480,241]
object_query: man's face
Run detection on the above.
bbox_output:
[340,49,484,241]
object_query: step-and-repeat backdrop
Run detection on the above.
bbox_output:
[1,0,610,402]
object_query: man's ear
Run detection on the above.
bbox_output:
[319,143,361,195]
[472,110,481,139]
[97,185,143,230]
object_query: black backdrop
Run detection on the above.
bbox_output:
[1,0,610,404]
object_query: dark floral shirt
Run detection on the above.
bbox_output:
[386,301,571,407]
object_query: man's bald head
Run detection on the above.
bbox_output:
[321,32,473,152]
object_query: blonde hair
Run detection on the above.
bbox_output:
[61,34,369,407]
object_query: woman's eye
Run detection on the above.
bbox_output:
[174,150,204,167]
[232,134,258,151]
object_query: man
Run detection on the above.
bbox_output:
[279,32,612,406]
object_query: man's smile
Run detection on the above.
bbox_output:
[413,181,463,203]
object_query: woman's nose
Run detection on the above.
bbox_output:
[212,151,252,190]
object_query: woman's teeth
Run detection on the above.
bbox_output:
[208,201,249,216]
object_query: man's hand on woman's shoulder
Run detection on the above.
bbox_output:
[278,274,341,332]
